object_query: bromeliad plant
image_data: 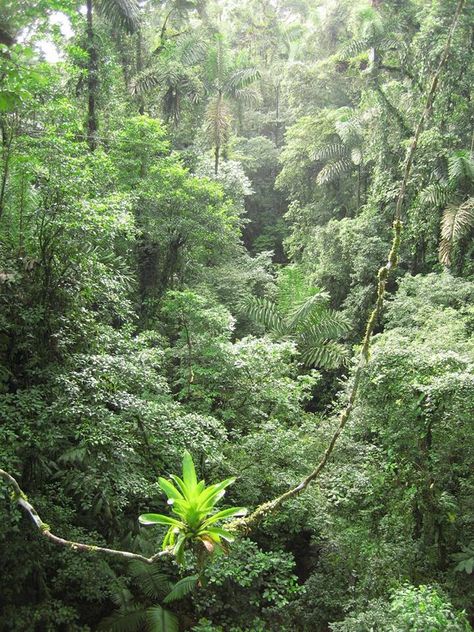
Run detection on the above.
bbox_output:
[139,451,246,565]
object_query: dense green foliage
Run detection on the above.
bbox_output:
[1,0,473,630]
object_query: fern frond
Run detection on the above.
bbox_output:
[439,198,474,266]
[129,561,171,600]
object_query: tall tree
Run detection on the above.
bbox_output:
[85,0,140,149]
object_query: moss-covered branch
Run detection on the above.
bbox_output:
[0,468,170,565]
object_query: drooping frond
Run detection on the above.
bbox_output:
[439,198,474,266]
[244,296,284,333]
[313,143,347,162]
[447,151,474,182]
[317,158,353,184]
[205,93,232,148]
[95,0,140,33]
[299,340,348,369]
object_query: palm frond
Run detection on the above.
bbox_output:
[439,198,474,266]
[313,143,347,162]
[285,291,330,331]
[129,561,172,600]
[420,183,450,207]
[244,296,284,333]
[163,575,198,603]
[146,606,179,632]
[95,0,140,33]
[300,340,348,369]
[230,85,261,107]
[226,66,260,92]
[98,607,146,632]
[176,33,207,66]
[339,38,370,60]
[448,151,474,182]
[317,158,353,184]
[335,118,362,144]
[306,309,351,339]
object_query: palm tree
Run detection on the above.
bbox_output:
[85,0,140,150]
[204,33,260,174]
[421,150,474,266]
[313,111,366,206]
[131,31,206,124]
[245,266,350,370]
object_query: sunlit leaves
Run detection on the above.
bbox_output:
[139,451,246,565]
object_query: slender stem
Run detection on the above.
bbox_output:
[0,469,170,565]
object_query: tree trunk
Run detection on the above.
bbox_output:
[86,0,98,150]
